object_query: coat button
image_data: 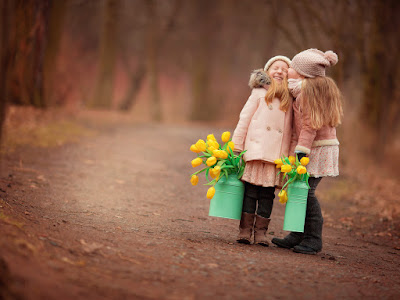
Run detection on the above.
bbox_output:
[268,104,273,110]
[267,126,271,131]
[278,129,283,134]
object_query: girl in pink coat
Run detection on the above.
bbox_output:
[272,49,344,255]
[232,56,293,246]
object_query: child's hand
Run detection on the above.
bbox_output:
[296,152,307,161]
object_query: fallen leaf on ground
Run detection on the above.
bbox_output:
[61,257,86,267]
[0,212,24,229]
[117,252,142,265]
[80,239,103,254]
[15,239,37,254]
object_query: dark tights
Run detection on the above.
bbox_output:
[242,182,275,218]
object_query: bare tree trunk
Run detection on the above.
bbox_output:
[119,62,146,111]
[189,0,216,121]
[190,55,210,120]
[361,0,399,155]
[7,0,49,107]
[43,0,67,106]
[32,0,49,108]
[91,0,118,109]
[145,0,161,121]
[0,0,11,145]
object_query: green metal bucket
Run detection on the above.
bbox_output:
[283,180,309,232]
[209,175,244,220]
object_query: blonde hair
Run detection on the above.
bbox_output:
[301,77,343,129]
[265,78,290,112]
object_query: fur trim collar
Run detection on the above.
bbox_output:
[248,69,271,89]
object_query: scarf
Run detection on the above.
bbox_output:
[288,78,302,99]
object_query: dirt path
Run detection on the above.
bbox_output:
[1,122,399,299]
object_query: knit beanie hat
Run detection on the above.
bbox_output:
[264,55,291,72]
[291,49,338,78]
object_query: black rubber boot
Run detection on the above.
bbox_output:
[271,232,304,249]
[293,244,317,255]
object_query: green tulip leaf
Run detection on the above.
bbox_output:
[205,168,212,182]
[282,172,287,182]
[204,179,217,186]
[191,167,209,176]
[221,165,235,169]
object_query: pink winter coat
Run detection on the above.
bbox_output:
[232,88,293,163]
[290,98,339,155]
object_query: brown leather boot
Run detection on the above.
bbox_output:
[254,215,271,246]
[237,212,255,244]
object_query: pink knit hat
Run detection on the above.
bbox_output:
[291,49,338,78]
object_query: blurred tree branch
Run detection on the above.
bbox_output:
[119,0,182,115]
[274,0,399,154]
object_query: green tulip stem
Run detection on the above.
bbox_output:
[191,167,209,176]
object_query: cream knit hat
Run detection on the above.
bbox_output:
[263,55,291,72]
[291,48,338,78]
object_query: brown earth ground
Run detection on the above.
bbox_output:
[1,110,400,299]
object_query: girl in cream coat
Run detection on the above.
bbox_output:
[232,56,293,246]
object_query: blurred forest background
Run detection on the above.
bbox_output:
[0,0,399,162]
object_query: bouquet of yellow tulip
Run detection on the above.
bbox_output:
[190,131,246,200]
[274,155,310,204]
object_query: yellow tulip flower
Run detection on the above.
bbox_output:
[195,139,206,152]
[220,150,228,159]
[209,168,216,178]
[221,131,231,143]
[212,149,221,158]
[289,156,296,164]
[213,166,221,177]
[208,145,216,152]
[281,164,292,173]
[190,144,201,153]
[207,134,217,141]
[206,156,217,166]
[227,141,235,152]
[274,158,283,165]
[276,164,282,169]
[297,166,307,174]
[300,157,310,166]
[278,190,288,204]
[207,187,216,199]
[190,175,199,186]
[279,195,288,204]
[191,157,203,168]
[207,140,219,149]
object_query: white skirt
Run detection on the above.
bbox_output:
[307,145,339,178]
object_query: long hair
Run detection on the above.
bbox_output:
[265,78,290,112]
[301,76,343,129]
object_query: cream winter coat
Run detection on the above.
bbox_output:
[232,87,293,163]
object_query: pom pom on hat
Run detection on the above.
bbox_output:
[291,48,339,78]
[324,51,338,66]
